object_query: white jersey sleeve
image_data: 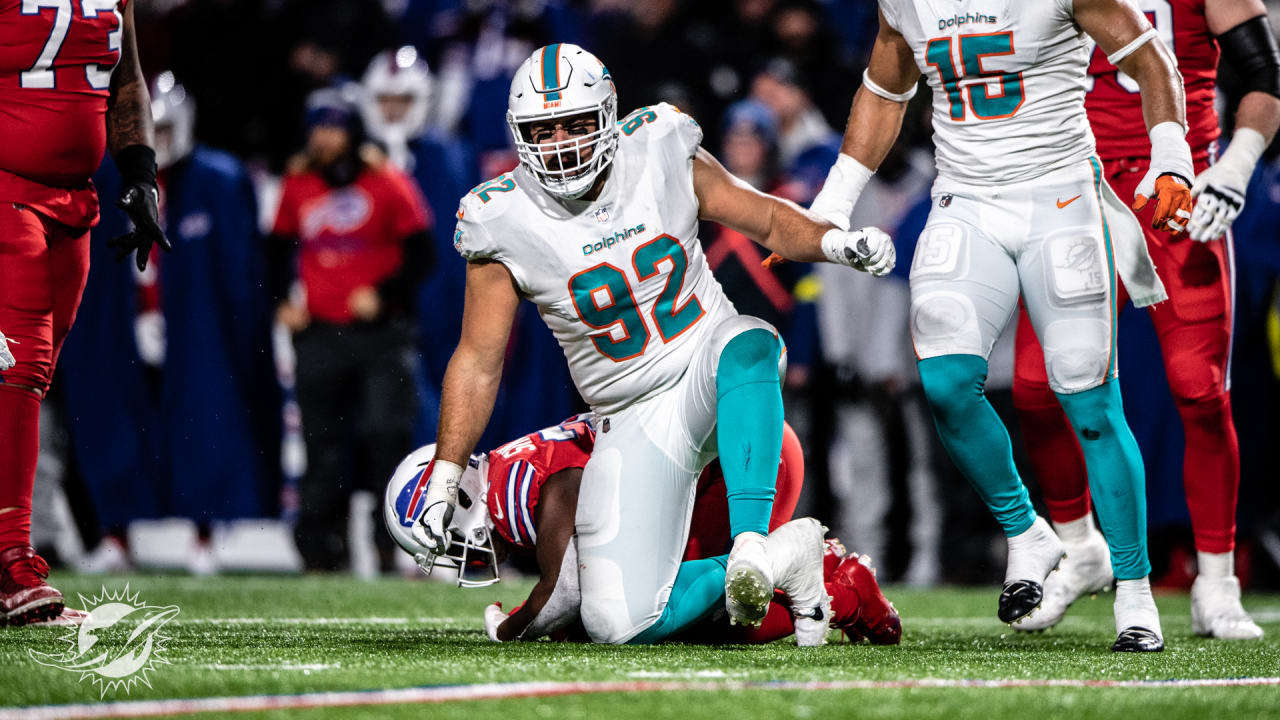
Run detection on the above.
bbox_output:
[876,0,902,32]
[453,173,533,293]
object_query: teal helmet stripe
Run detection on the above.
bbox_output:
[542,43,562,101]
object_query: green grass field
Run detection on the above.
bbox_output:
[2,573,1278,719]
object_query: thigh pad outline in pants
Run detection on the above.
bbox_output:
[1018,224,1114,395]
[575,396,703,644]
[909,220,1019,361]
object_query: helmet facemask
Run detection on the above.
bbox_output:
[415,481,501,588]
[508,99,618,200]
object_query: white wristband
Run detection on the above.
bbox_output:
[1213,127,1267,188]
[809,153,875,231]
[424,458,463,506]
[1107,28,1159,66]
[862,69,917,103]
[1148,121,1194,184]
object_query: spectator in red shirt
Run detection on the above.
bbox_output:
[271,86,434,572]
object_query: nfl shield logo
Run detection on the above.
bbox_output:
[939,194,953,208]
[593,206,611,224]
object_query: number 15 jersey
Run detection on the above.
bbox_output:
[453,103,736,414]
[880,0,1099,187]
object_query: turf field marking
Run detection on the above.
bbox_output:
[6,677,1280,719]
[171,617,462,625]
[194,663,342,672]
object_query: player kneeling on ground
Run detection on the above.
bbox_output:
[385,417,901,645]
[409,44,894,646]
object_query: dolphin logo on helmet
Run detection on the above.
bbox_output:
[507,44,619,200]
[383,444,500,587]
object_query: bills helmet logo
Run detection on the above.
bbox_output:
[394,464,432,528]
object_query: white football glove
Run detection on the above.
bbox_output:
[1189,128,1267,243]
[822,227,895,277]
[484,602,509,642]
[410,459,463,554]
[0,330,15,371]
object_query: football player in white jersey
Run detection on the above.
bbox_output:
[806,0,1196,652]
[408,44,895,646]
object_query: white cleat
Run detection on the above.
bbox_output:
[1014,527,1112,631]
[78,536,134,575]
[999,516,1065,624]
[766,518,830,646]
[188,541,219,577]
[725,531,773,627]
[1191,574,1264,640]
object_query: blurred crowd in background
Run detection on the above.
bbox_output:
[27,0,1280,589]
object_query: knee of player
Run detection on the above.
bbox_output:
[716,327,784,388]
[916,355,987,410]
[1045,350,1109,395]
[0,363,51,397]
[1041,319,1110,395]
[579,598,633,645]
[1164,362,1227,409]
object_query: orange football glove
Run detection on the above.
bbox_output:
[1132,173,1192,235]
[762,252,786,269]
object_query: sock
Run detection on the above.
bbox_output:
[1054,513,1097,546]
[1012,384,1092,523]
[716,329,783,538]
[629,555,728,645]
[1114,576,1161,636]
[0,386,40,550]
[1197,550,1234,579]
[1055,379,1150,580]
[918,354,1035,537]
[1177,394,1240,554]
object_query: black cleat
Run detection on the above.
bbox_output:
[998,580,1043,623]
[1111,626,1164,652]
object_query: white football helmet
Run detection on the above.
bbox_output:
[150,71,195,170]
[361,46,432,170]
[383,444,500,587]
[507,43,618,200]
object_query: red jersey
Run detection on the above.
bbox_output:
[0,0,128,226]
[272,164,430,324]
[484,414,596,551]
[1085,0,1219,161]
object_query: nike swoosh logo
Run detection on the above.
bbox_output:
[1057,195,1081,209]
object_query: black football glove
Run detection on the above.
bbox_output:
[108,145,172,272]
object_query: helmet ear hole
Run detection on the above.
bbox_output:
[457,489,473,510]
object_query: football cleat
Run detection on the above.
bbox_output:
[78,536,134,574]
[998,516,1064,624]
[831,553,901,645]
[30,606,90,627]
[1,546,65,627]
[766,519,830,646]
[725,532,773,627]
[1014,528,1112,631]
[1111,626,1164,652]
[1190,575,1264,640]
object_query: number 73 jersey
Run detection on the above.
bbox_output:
[0,0,127,187]
[880,0,1098,186]
[453,103,736,414]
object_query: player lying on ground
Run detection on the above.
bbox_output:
[385,416,901,645]
[1012,0,1280,641]
[410,44,895,646]
[1,0,169,627]
[799,0,1197,652]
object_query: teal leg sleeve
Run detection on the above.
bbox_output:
[1055,379,1150,579]
[716,329,783,539]
[918,354,1036,537]
[629,555,729,645]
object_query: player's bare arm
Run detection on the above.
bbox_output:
[105,0,170,271]
[1189,0,1280,241]
[695,147,895,275]
[415,259,521,553]
[494,468,582,641]
[803,11,920,236]
[1074,0,1195,232]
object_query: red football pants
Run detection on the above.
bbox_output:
[1012,157,1239,554]
[0,202,91,549]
